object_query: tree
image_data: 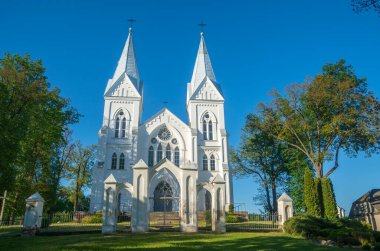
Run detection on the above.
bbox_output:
[303,168,321,217]
[231,114,290,214]
[352,0,380,14]
[256,60,379,216]
[258,60,380,179]
[0,53,79,217]
[321,177,338,218]
[65,142,95,212]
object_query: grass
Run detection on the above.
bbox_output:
[0,232,349,251]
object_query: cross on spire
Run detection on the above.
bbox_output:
[198,21,207,33]
[127,18,136,30]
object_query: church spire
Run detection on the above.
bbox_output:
[190,32,216,90]
[113,27,140,84]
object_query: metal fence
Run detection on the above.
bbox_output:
[0,211,281,235]
[226,212,280,231]
[0,217,24,236]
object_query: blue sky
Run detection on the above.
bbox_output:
[1,0,379,213]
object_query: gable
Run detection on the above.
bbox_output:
[141,108,190,133]
[189,77,224,101]
[104,74,141,98]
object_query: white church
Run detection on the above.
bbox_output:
[90,27,233,232]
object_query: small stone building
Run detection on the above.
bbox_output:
[349,189,380,231]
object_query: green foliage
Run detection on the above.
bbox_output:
[303,169,321,217]
[229,203,234,213]
[204,210,212,225]
[321,178,338,218]
[231,113,291,213]
[256,60,380,179]
[284,215,375,246]
[0,53,80,218]
[225,214,245,223]
[81,215,102,224]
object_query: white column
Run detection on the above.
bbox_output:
[131,160,149,233]
[102,174,118,234]
[23,192,45,234]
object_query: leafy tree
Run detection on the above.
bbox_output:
[0,53,79,217]
[352,0,380,14]
[257,60,380,179]
[321,177,338,218]
[231,114,290,214]
[303,168,321,217]
[65,142,95,212]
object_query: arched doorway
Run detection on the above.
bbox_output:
[153,181,173,212]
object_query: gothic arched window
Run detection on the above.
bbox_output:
[208,121,213,140]
[202,112,215,141]
[119,153,125,169]
[121,118,126,138]
[148,146,154,167]
[203,155,208,171]
[166,144,171,161]
[115,117,120,138]
[111,153,117,169]
[203,119,208,140]
[157,143,163,162]
[210,154,216,171]
[174,147,180,167]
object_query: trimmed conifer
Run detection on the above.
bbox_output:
[321,177,338,218]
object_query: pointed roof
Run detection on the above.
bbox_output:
[105,28,140,94]
[278,193,293,202]
[26,192,44,202]
[211,174,225,184]
[190,32,216,91]
[104,174,117,184]
[133,159,148,169]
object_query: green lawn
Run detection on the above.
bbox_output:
[0,232,349,251]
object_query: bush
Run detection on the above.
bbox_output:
[81,215,102,224]
[226,214,245,223]
[373,242,380,251]
[204,210,212,225]
[284,215,376,246]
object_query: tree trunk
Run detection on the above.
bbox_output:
[271,179,277,213]
[263,181,273,213]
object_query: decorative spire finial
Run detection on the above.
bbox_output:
[127,18,136,31]
[198,21,207,34]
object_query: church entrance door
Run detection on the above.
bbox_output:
[150,179,180,231]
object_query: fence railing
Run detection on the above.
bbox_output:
[0,217,24,236]
[1,211,281,235]
[226,213,280,231]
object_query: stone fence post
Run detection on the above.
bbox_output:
[23,192,44,234]
[277,192,293,228]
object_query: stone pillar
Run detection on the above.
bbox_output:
[131,159,149,233]
[277,192,294,227]
[23,192,44,233]
[102,174,118,234]
[180,168,198,232]
[211,175,226,233]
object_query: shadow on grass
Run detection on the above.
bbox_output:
[0,232,347,251]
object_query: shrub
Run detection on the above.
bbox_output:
[284,215,376,246]
[226,214,245,223]
[229,204,234,214]
[362,243,371,250]
[81,215,102,224]
[204,210,212,225]
[373,242,380,251]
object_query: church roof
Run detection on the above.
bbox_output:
[105,28,140,94]
[190,32,216,91]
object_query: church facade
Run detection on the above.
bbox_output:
[89,28,233,231]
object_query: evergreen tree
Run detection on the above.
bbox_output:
[303,168,321,217]
[322,177,338,218]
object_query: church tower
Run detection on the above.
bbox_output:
[187,32,233,209]
[90,27,143,212]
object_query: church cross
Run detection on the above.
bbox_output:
[198,21,207,32]
[128,18,136,29]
